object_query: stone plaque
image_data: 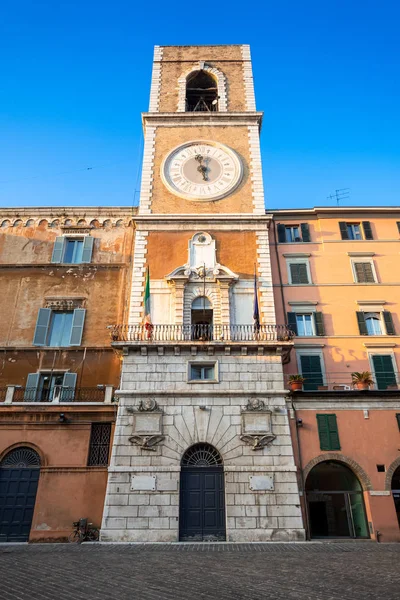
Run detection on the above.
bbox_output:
[132,412,162,435]
[131,475,156,491]
[241,411,272,435]
[157,476,178,491]
[249,475,274,491]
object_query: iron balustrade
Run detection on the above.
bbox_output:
[14,387,107,403]
[285,371,400,392]
[109,324,294,343]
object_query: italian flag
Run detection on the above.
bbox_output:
[143,265,151,325]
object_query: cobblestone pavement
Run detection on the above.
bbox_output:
[1,542,399,600]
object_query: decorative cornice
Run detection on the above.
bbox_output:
[141,111,263,130]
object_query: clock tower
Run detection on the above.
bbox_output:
[102,45,305,542]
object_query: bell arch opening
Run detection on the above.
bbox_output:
[305,461,369,539]
[186,70,218,112]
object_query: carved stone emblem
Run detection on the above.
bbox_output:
[127,398,164,451]
[240,434,276,451]
[243,397,266,411]
[240,400,276,451]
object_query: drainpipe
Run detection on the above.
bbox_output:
[272,218,286,324]
[291,398,311,540]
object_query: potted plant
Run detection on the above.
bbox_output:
[288,374,305,392]
[351,371,374,390]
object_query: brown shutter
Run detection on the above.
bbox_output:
[356,311,368,335]
[383,311,396,335]
[362,221,373,240]
[354,262,375,283]
[339,222,349,239]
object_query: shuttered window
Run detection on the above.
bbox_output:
[300,355,324,391]
[88,423,112,466]
[276,223,311,242]
[397,222,400,235]
[316,414,341,451]
[372,355,397,390]
[353,262,376,283]
[51,236,94,264]
[301,223,311,242]
[33,308,86,347]
[289,263,309,284]
[396,414,400,431]
[362,221,373,240]
[383,311,396,335]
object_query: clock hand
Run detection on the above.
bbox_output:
[195,154,208,181]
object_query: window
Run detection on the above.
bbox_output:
[396,414,400,431]
[33,308,86,347]
[299,354,324,391]
[277,223,311,243]
[356,311,396,335]
[352,261,376,283]
[316,414,341,450]
[51,236,94,264]
[87,423,112,466]
[371,355,397,390]
[24,371,77,402]
[287,260,311,284]
[288,311,325,337]
[339,221,374,240]
[188,362,217,382]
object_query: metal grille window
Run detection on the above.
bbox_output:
[87,423,111,466]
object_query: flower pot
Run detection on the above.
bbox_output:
[354,382,370,390]
[289,382,303,392]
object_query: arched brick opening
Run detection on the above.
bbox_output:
[177,63,228,112]
[385,456,400,491]
[303,453,373,491]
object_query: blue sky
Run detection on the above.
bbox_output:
[1,1,399,209]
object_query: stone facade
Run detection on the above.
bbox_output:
[101,346,304,542]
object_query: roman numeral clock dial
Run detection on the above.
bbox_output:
[161,141,243,201]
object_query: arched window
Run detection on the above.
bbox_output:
[186,70,218,112]
[365,313,382,335]
[181,443,222,466]
[1,446,41,468]
[191,296,213,340]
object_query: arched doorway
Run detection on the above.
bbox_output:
[0,447,41,542]
[306,461,369,539]
[185,70,218,112]
[179,443,225,541]
[191,296,213,340]
[391,465,400,528]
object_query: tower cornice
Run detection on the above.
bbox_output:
[141,112,263,131]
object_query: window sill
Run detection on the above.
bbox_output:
[187,380,219,384]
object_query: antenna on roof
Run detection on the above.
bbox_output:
[327,188,350,206]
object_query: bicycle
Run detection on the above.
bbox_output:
[68,518,99,543]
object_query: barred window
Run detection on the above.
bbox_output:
[87,423,111,466]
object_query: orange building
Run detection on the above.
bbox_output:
[0,208,134,541]
[269,206,400,541]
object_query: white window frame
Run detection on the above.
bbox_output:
[296,348,327,385]
[364,312,384,336]
[350,259,378,284]
[347,222,363,240]
[285,225,301,243]
[187,361,219,383]
[286,257,312,285]
[37,370,69,403]
[62,237,85,264]
[295,313,316,337]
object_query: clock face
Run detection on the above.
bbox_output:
[161,141,243,201]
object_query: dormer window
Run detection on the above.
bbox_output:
[186,70,218,112]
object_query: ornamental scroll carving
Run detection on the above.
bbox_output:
[127,398,164,452]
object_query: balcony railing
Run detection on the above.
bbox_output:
[285,371,400,392]
[109,324,294,343]
[12,387,108,403]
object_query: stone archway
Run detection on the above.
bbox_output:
[303,453,373,491]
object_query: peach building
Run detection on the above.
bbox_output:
[269,207,400,541]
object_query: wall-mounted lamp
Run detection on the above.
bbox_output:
[296,418,303,428]
[59,413,68,423]
[97,384,105,390]
[199,405,207,411]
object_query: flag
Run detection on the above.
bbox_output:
[143,266,151,325]
[253,267,260,333]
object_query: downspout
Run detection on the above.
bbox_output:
[291,398,311,540]
[272,218,286,324]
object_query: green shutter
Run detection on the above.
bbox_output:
[301,223,311,242]
[290,263,309,284]
[372,355,396,390]
[339,222,349,240]
[24,373,40,402]
[314,312,325,336]
[356,311,368,335]
[51,237,65,263]
[277,224,286,243]
[300,355,323,391]
[33,308,52,346]
[383,311,396,335]
[287,312,298,335]
[317,414,340,451]
[82,236,94,263]
[354,262,375,283]
[61,372,77,402]
[69,309,86,346]
[396,222,400,235]
[362,221,373,240]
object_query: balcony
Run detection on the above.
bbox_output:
[109,324,294,344]
[0,386,115,404]
[285,372,400,393]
